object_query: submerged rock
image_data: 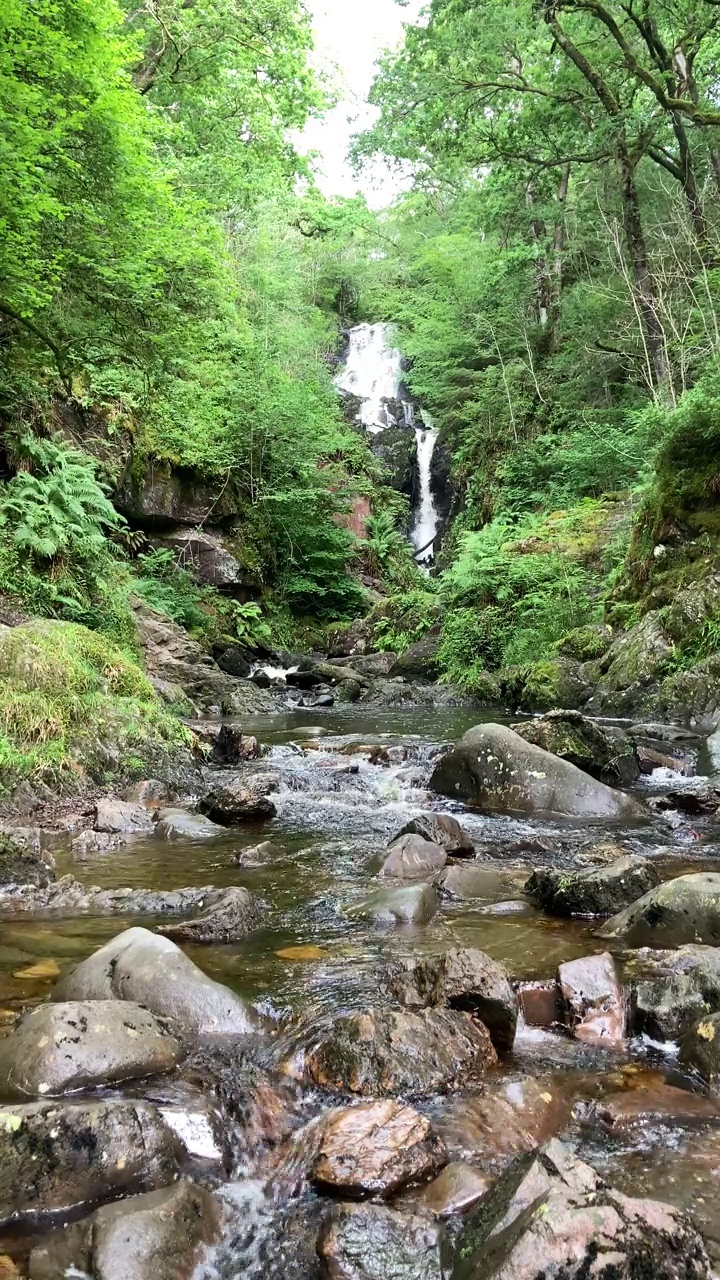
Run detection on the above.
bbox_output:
[349,884,439,925]
[0,1000,183,1099]
[0,876,250,919]
[318,1203,445,1280]
[451,1138,710,1279]
[28,1180,220,1280]
[633,944,720,1041]
[312,1100,446,1197]
[379,834,447,880]
[384,949,517,1052]
[512,710,640,787]
[392,813,474,856]
[158,885,260,944]
[430,723,645,820]
[299,1006,497,1097]
[584,1082,720,1132]
[400,1162,492,1220]
[0,1099,179,1220]
[52,926,258,1036]
[599,872,720,946]
[437,1077,570,1170]
[525,855,659,917]
[558,953,625,1045]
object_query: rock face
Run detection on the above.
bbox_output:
[116,457,238,526]
[94,797,156,834]
[0,834,54,888]
[199,779,277,824]
[525,856,659,917]
[584,614,675,715]
[392,814,474,856]
[0,1001,183,1099]
[511,711,640,786]
[158,885,260,944]
[599,873,720,946]
[301,1007,497,1097]
[451,1138,710,1280]
[680,1014,720,1088]
[312,1100,446,1197]
[151,526,251,593]
[430,724,645,820]
[318,1203,445,1280]
[132,600,240,710]
[154,807,225,840]
[558,953,625,1045]
[379,834,447,880]
[0,1100,179,1219]
[384,949,517,1053]
[27,1180,220,1280]
[52,926,257,1036]
[349,884,439,925]
[633,945,720,1041]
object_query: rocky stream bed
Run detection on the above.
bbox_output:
[3,700,720,1278]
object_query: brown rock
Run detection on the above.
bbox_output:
[587,1083,720,1132]
[436,1077,570,1167]
[199,779,277,824]
[517,981,561,1028]
[157,885,261,944]
[399,1162,492,1219]
[124,780,174,807]
[384,949,517,1052]
[318,1203,445,1280]
[558,952,626,1045]
[313,1100,446,1197]
[94,798,155,834]
[392,814,474,856]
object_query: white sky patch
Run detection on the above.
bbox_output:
[300,0,423,206]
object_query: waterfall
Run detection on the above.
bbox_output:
[335,323,441,562]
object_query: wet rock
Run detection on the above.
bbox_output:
[0,876,242,917]
[511,710,640,787]
[71,829,126,856]
[451,1137,710,1280]
[399,1162,492,1219]
[234,839,278,866]
[286,669,323,689]
[384,949,517,1052]
[0,1000,182,1099]
[215,642,252,678]
[436,1079,570,1168]
[212,726,264,765]
[637,745,692,775]
[599,872,720,947]
[389,634,441,680]
[585,1082,720,1131]
[154,807,225,840]
[558,953,625,1045]
[633,944,720,1041]
[318,1203,444,1280]
[221,680,278,714]
[28,1180,220,1280]
[181,1040,295,1156]
[312,1100,446,1197]
[392,814,474,856]
[437,865,515,901]
[430,724,645,820]
[199,779,277,824]
[300,1007,497,1097]
[680,1014,720,1088]
[651,782,720,815]
[379,834,447,880]
[124,779,174,806]
[52,926,257,1036]
[349,884,439,925]
[517,981,561,1029]
[158,885,260,944]
[94,797,155,834]
[0,834,54,887]
[525,855,659,917]
[0,1099,179,1220]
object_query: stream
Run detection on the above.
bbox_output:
[2,706,720,1274]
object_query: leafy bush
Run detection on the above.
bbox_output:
[372,587,440,653]
[130,549,217,638]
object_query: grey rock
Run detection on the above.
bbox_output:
[430,723,645,820]
[392,813,474,856]
[154,807,226,840]
[0,833,54,887]
[680,1013,720,1089]
[124,779,175,806]
[158,885,260,944]
[52,926,258,1036]
[389,633,441,680]
[599,872,720,947]
[525,856,659,917]
[199,780,277,824]
[0,876,244,918]
[437,865,516,901]
[349,884,439,925]
[318,1203,445,1280]
[94,797,156,834]
[379,833,447,880]
[0,1001,183,1099]
[511,710,640,787]
[633,944,720,1042]
[71,829,126,856]
[151,526,249,591]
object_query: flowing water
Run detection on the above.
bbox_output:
[2,707,720,1274]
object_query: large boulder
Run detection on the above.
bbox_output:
[318,1203,445,1280]
[297,1006,497,1097]
[430,723,645,820]
[558,953,625,1045]
[94,798,155,834]
[511,710,640,787]
[0,833,54,888]
[0,1001,183,1099]
[348,884,439,925]
[131,600,238,710]
[0,1100,179,1219]
[525,856,659,917]
[384,949,517,1052]
[633,944,720,1041]
[391,814,474,856]
[584,613,675,716]
[312,1100,446,1197]
[28,1181,220,1280]
[115,457,237,526]
[599,873,720,947]
[451,1138,710,1279]
[150,526,251,593]
[157,885,260,944]
[51,926,257,1036]
[199,779,277,824]
[389,633,441,680]
[379,834,447,880]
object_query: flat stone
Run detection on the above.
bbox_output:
[0,1100,179,1220]
[318,1204,445,1280]
[379,834,447,880]
[154,808,225,840]
[435,1078,570,1167]
[517,981,561,1028]
[0,1001,183,1099]
[27,1180,220,1280]
[437,865,515,901]
[312,1100,446,1196]
[350,884,439,925]
[384,949,517,1052]
[94,798,155,834]
[52,926,258,1037]
[558,953,625,1045]
[158,886,260,944]
[299,1006,497,1097]
[392,814,474,856]
[586,1083,720,1131]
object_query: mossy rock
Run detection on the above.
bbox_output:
[556,625,613,662]
[511,657,592,712]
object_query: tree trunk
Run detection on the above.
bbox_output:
[615,144,669,391]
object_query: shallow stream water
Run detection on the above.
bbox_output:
[2,706,720,1274]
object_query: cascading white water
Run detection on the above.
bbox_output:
[335,322,441,561]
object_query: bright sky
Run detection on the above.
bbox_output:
[301,0,423,207]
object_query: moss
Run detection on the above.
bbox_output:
[556,624,613,662]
